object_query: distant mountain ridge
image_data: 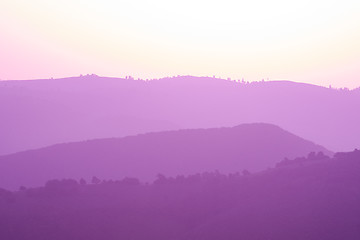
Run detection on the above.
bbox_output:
[0,75,358,155]
[0,75,360,155]
[0,123,331,190]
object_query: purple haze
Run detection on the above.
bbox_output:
[0,75,359,240]
[0,123,331,190]
[0,150,359,240]
[0,75,359,155]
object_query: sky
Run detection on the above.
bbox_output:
[0,0,359,88]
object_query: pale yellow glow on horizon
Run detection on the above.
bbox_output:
[0,0,359,88]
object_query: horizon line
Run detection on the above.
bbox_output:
[0,74,358,90]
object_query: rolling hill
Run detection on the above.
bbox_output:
[0,150,358,240]
[0,123,331,190]
[0,75,358,155]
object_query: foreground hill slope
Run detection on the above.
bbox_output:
[0,123,330,190]
[184,150,360,240]
[0,75,359,154]
[0,150,359,240]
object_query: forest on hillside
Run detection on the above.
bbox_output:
[1,150,359,240]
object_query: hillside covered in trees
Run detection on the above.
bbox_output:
[0,150,359,240]
[0,123,331,190]
[1,75,359,155]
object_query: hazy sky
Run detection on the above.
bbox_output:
[1,0,359,88]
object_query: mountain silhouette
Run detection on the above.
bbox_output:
[0,123,331,190]
[0,150,359,240]
[0,75,358,155]
[180,150,360,240]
